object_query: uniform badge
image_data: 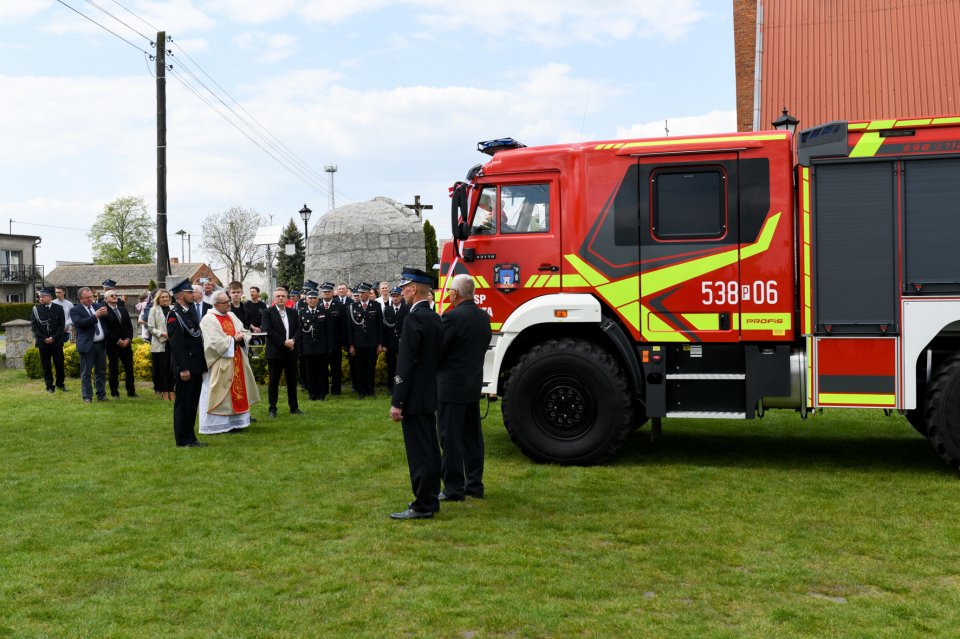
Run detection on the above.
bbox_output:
[394,375,403,385]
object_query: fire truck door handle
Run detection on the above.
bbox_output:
[538,264,559,272]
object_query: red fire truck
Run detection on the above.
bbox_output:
[440,116,960,468]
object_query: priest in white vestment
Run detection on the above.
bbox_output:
[199,292,261,434]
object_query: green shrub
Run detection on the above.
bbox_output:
[23,347,41,379]
[0,303,34,325]
[340,350,388,385]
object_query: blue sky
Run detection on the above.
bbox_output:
[0,0,736,269]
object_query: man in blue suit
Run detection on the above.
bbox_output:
[70,286,109,403]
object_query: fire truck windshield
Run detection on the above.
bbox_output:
[472,183,550,235]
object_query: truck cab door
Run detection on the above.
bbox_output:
[456,174,560,328]
[638,155,741,343]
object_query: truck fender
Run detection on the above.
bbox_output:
[600,316,644,401]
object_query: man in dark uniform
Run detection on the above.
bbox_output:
[297,280,317,390]
[31,287,66,394]
[166,278,207,447]
[389,267,443,520]
[348,282,383,398]
[437,274,493,501]
[381,286,408,393]
[261,286,302,418]
[102,288,138,397]
[243,286,267,345]
[319,282,348,395]
[299,287,330,400]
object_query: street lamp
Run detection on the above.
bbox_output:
[299,203,312,249]
[772,107,799,134]
[175,229,187,262]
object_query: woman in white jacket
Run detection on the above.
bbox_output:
[147,289,174,400]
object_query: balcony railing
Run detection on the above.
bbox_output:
[0,264,44,284]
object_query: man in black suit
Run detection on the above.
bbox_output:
[389,267,443,520]
[191,284,213,322]
[167,278,207,447]
[437,274,493,501]
[261,287,302,418]
[319,282,348,395]
[381,286,408,393]
[70,286,109,403]
[348,282,383,398]
[102,289,138,397]
[31,287,66,394]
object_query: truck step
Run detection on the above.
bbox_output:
[665,373,746,380]
[666,411,747,419]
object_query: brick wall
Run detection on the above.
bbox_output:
[733,0,757,131]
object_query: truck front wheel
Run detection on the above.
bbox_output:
[925,352,960,469]
[502,338,634,465]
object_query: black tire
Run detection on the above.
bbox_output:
[905,409,928,437]
[925,352,960,469]
[502,338,634,465]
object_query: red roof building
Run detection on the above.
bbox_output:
[735,0,960,131]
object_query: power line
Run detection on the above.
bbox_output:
[82,0,151,43]
[168,40,353,204]
[107,0,159,33]
[167,67,333,200]
[11,220,90,232]
[53,0,151,56]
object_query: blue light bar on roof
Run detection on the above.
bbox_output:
[477,138,526,156]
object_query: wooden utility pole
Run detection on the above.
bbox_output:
[155,31,171,286]
[405,195,433,219]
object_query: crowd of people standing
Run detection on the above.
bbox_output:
[29,269,492,519]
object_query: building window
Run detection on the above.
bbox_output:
[6,294,22,303]
[652,169,726,240]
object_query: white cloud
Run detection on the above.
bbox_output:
[296,0,708,45]
[0,0,49,23]
[202,0,298,24]
[233,31,299,63]
[617,109,737,139]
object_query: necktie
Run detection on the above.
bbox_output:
[195,303,201,323]
[89,306,103,339]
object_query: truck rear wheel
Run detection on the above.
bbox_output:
[924,352,960,468]
[502,338,634,465]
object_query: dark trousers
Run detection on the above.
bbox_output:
[39,343,65,389]
[267,353,299,411]
[385,347,398,391]
[354,345,377,396]
[401,412,442,513]
[438,401,485,498]
[348,350,358,390]
[298,343,308,389]
[79,341,107,400]
[304,353,328,399]
[107,344,136,395]
[173,372,203,445]
[328,347,343,394]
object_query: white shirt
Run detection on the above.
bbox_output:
[278,306,290,340]
[52,298,74,328]
[86,305,104,341]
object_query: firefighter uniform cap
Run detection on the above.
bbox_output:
[320,282,335,291]
[306,289,319,298]
[398,267,434,287]
[169,278,192,295]
[102,279,117,288]
[38,287,55,297]
[303,279,319,291]
[390,287,401,295]
[356,282,372,293]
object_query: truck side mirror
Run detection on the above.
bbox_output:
[450,182,469,241]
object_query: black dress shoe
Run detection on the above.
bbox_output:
[177,441,208,448]
[111,393,120,398]
[97,396,108,401]
[58,386,68,392]
[466,492,485,500]
[438,491,464,502]
[390,508,434,520]
[290,408,304,415]
[127,392,139,398]
[250,417,257,423]
[46,387,55,394]
[83,398,92,404]
[268,409,277,418]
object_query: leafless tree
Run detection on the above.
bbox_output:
[201,206,266,283]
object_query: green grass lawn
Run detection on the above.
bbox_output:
[3,366,960,638]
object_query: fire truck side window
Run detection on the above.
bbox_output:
[473,187,497,235]
[501,184,550,234]
[652,169,725,239]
